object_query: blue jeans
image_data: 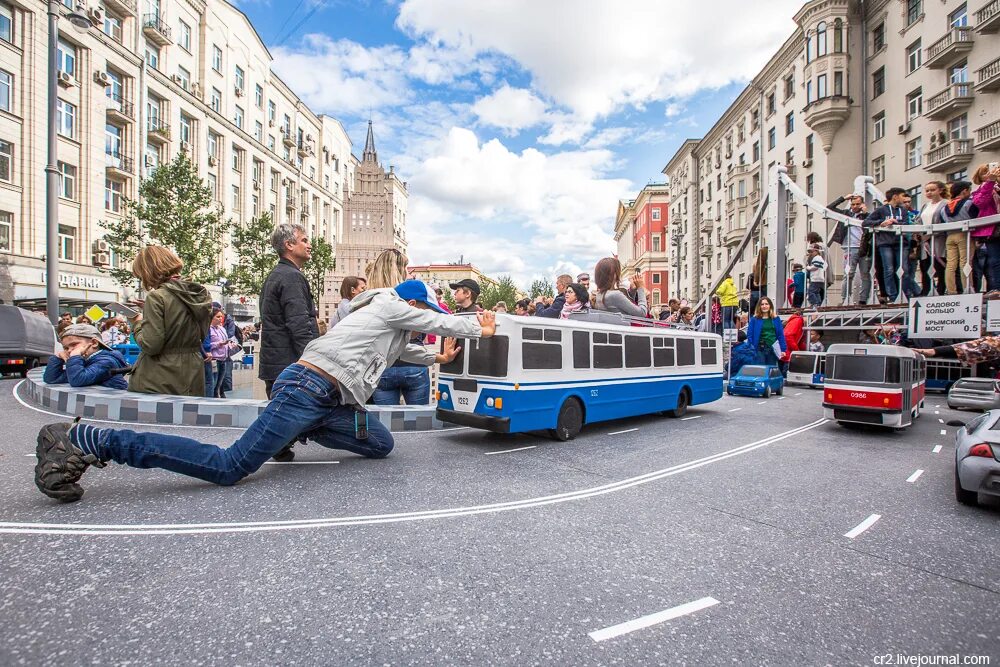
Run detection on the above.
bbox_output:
[84,364,394,486]
[877,243,919,301]
[372,365,430,406]
[987,239,1000,292]
[204,362,214,397]
[212,359,232,398]
[807,282,825,307]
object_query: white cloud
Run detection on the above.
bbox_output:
[472,85,547,134]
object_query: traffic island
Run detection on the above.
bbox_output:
[21,369,458,432]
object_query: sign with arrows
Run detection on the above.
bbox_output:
[908,293,982,339]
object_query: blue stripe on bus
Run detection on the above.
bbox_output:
[438,372,721,388]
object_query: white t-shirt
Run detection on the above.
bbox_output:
[807,255,827,284]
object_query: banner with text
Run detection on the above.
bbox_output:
[908,294,982,339]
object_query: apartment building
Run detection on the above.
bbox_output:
[613,183,670,308]
[662,0,1000,304]
[0,0,355,306]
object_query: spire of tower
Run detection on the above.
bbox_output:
[363,120,377,163]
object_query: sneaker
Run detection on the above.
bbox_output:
[34,421,105,503]
[271,443,295,463]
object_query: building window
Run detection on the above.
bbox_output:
[179,114,192,145]
[834,71,844,96]
[212,45,222,72]
[766,92,776,116]
[834,18,844,52]
[906,88,922,121]
[906,40,922,73]
[948,114,967,140]
[907,0,922,25]
[767,127,776,150]
[268,100,276,124]
[805,134,814,159]
[752,141,760,162]
[816,74,827,99]
[58,225,74,261]
[232,184,240,212]
[872,22,885,51]
[949,61,968,84]
[207,172,218,201]
[948,169,968,181]
[105,122,122,157]
[651,208,661,221]
[906,137,922,169]
[873,67,885,98]
[949,4,968,28]
[907,185,922,210]
[235,66,244,92]
[105,178,123,212]
[144,144,159,177]
[872,155,886,183]
[816,21,827,56]
[234,105,243,129]
[270,171,279,192]
[873,111,885,140]
[210,87,221,113]
[268,135,275,151]
[102,11,122,42]
[255,121,263,142]
[232,146,242,172]
[0,69,11,112]
[652,236,661,252]
[56,99,75,138]
[57,38,75,77]
[178,19,191,51]
[0,139,11,181]
[282,114,291,134]
[0,4,11,43]
[145,44,159,69]
[58,161,76,199]
[0,211,10,251]
[255,84,263,109]
[751,109,760,130]
[784,73,794,99]
[176,66,190,91]
[806,174,814,197]
[207,131,218,158]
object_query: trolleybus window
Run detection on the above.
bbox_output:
[829,355,885,383]
[573,331,590,369]
[467,336,510,377]
[522,327,561,370]
[625,335,651,368]
[677,338,696,366]
[884,358,901,384]
[700,339,718,366]
[652,337,675,367]
[593,331,623,369]
[440,340,465,375]
[788,353,816,375]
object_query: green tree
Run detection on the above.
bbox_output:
[439,285,457,312]
[102,153,231,290]
[227,212,277,297]
[480,275,520,310]
[529,278,554,299]
[304,236,335,300]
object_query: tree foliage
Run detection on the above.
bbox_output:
[529,278,554,299]
[439,285,457,312]
[304,236,336,300]
[479,275,520,310]
[102,153,231,290]
[227,212,277,297]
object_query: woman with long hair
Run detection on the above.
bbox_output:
[920,180,948,295]
[748,248,768,315]
[746,296,786,367]
[128,246,212,396]
[592,257,647,316]
[971,163,1000,291]
[366,248,409,289]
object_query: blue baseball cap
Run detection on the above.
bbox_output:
[394,280,447,314]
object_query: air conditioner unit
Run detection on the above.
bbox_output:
[306,133,313,142]
[92,252,110,267]
[208,155,217,167]
[180,141,190,152]
[144,155,155,167]
[802,158,813,168]
[93,70,110,86]
[253,180,261,191]
[281,177,289,186]
[191,82,202,96]
[92,239,110,253]
[268,119,275,127]
[171,74,184,85]
[235,86,244,97]
[898,123,911,135]
[88,7,104,25]
[57,70,74,87]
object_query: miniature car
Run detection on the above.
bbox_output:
[947,378,1000,412]
[949,411,1000,507]
[726,364,784,398]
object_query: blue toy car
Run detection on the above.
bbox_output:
[727,364,784,398]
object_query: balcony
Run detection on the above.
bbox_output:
[925,27,974,69]
[724,225,746,247]
[700,244,714,258]
[725,163,753,183]
[749,189,761,205]
[142,14,172,45]
[976,119,1000,150]
[975,0,1000,33]
[699,215,715,232]
[105,93,134,123]
[926,138,974,171]
[785,165,797,181]
[282,131,296,148]
[297,140,313,158]
[105,153,134,177]
[104,0,136,16]
[802,95,851,153]
[976,56,1000,92]
[924,83,974,119]
[736,195,749,210]
[146,119,171,144]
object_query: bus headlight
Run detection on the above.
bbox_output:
[441,391,449,402]
[486,397,494,407]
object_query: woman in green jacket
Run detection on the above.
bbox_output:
[126,246,212,396]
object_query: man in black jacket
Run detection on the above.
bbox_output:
[534,274,572,318]
[863,187,919,303]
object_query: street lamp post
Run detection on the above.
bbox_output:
[671,227,683,299]
[45,0,91,325]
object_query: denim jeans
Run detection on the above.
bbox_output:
[807,282,825,307]
[212,359,232,398]
[877,243,919,302]
[721,305,736,330]
[204,362,214,398]
[987,238,1000,292]
[372,365,430,406]
[86,364,394,486]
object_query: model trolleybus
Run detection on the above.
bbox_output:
[822,344,926,429]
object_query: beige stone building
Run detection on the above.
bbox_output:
[407,263,496,292]
[662,0,1000,304]
[0,0,355,310]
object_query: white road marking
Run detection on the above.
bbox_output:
[588,597,720,643]
[844,514,881,539]
[940,429,947,436]
[680,415,702,421]
[938,418,944,424]
[794,392,803,396]
[777,396,786,400]
[263,461,339,465]
[0,419,830,536]
[932,445,943,454]
[607,428,639,436]
[728,408,742,412]
[934,405,941,408]
[485,446,536,456]
[934,411,940,415]
[906,469,924,483]
[757,401,768,405]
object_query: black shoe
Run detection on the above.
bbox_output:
[271,443,295,462]
[34,421,105,503]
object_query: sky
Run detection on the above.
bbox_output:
[234,0,803,287]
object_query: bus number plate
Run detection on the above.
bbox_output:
[850,392,867,399]
[457,397,469,405]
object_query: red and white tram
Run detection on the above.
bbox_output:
[822,344,926,429]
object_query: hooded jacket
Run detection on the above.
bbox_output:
[129,278,212,396]
[715,277,739,307]
[43,348,129,389]
[298,288,483,406]
[258,258,320,381]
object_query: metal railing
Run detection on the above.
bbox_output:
[142,13,172,40]
[105,93,134,120]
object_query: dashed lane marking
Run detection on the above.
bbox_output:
[933,445,943,454]
[938,419,944,424]
[906,469,924,483]
[680,415,702,421]
[845,514,881,539]
[485,446,536,456]
[777,396,786,400]
[607,428,639,436]
[756,401,767,405]
[588,597,720,643]
[728,408,742,412]
[794,392,803,396]
[940,430,947,436]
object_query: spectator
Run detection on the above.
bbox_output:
[435,288,452,313]
[211,301,239,396]
[560,283,590,319]
[715,276,738,329]
[330,276,367,327]
[805,244,827,307]
[806,231,826,257]
[514,298,531,316]
[864,187,919,302]
[790,263,806,308]
[918,181,948,296]
[100,318,126,347]
[747,296,786,367]
[659,298,680,322]
[971,163,1000,291]
[57,313,73,337]
[125,246,212,396]
[710,295,723,335]
[593,258,647,316]
[534,274,572,318]
[749,248,767,315]
[494,301,508,314]
[43,324,129,390]
[367,249,409,290]
[258,223,319,399]
[940,180,979,294]
[576,273,591,293]
[448,278,481,314]
[677,306,696,328]
[205,308,238,398]
[830,194,872,304]
[808,329,825,353]
[779,309,806,377]
[76,315,93,326]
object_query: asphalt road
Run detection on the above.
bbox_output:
[0,377,998,666]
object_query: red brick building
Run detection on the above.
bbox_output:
[625,183,670,309]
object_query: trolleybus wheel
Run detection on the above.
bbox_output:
[955,468,978,506]
[549,398,584,441]
[667,388,690,418]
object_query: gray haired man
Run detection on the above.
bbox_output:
[259,224,319,461]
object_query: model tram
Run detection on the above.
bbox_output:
[822,344,926,429]
[787,350,967,393]
[435,313,724,440]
